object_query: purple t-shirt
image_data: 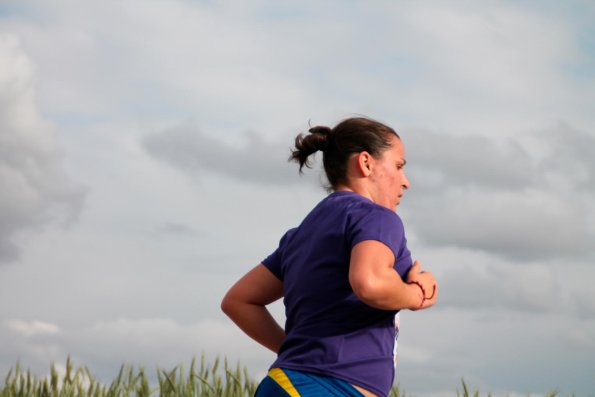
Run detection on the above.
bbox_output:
[262,191,413,397]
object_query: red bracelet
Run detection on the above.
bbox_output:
[425,284,436,300]
[407,281,425,310]
[408,281,437,300]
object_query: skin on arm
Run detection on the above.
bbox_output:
[221,264,286,353]
[349,240,437,311]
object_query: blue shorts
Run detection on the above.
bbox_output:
[254,368,364,396]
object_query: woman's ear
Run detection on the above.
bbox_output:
[356,151,373,177]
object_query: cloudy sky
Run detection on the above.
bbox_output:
[1,1,594,396]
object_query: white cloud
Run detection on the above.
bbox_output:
[402,123,595,261]
[398,307,595,396]
[1,1,594,396]
[372,1,595,136]
[439,260,559,311]
[142,123,325,187]
[82,318,250,357]
[399,2,575,98]
[6,319,62,337]
[3,0,314,133]
[0,33,85,262]
[409,186,592,260]
[0,316,275,384]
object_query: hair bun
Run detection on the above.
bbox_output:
[308,126,332,136]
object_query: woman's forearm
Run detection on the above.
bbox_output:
[349,241,437,311]
[350,268,423,310]
[221,264,286,353]
[221,298,285,353]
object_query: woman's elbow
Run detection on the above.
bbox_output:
[220,292,236,316]
[350,276,382,306]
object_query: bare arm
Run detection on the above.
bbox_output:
[221,263,285,353]
[349,240,438,311]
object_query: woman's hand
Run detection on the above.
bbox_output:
[406,260,438,310]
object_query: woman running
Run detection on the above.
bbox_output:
[222,116,438,397]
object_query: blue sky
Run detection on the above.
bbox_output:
[1,1,594,396]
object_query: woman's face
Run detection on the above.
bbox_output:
[369,135,410,211]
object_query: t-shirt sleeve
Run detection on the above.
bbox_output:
[261,228,297,281]
[347,205,412,276]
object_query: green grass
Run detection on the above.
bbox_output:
[0,357,571,397]
[1,356,256,397]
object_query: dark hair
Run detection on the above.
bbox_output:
[289,117,399,189]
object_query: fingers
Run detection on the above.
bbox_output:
[422,282,438,309]
[410,270,434,290]
[407,260,438,310]
[410,271,438,309]
[410,260,421,273]
[423,277,436,300]
[406,260,421,283]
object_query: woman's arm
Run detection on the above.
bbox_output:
[221,263,285,353]
[349,240,437,311]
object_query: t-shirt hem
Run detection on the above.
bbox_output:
[270,363,389,397]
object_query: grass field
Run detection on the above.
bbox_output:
[0,356,569,397]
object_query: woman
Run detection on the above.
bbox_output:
[221,117,438,397]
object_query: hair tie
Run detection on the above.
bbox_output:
[306,126,331,152]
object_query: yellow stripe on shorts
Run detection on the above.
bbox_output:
[268,368,301,397]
